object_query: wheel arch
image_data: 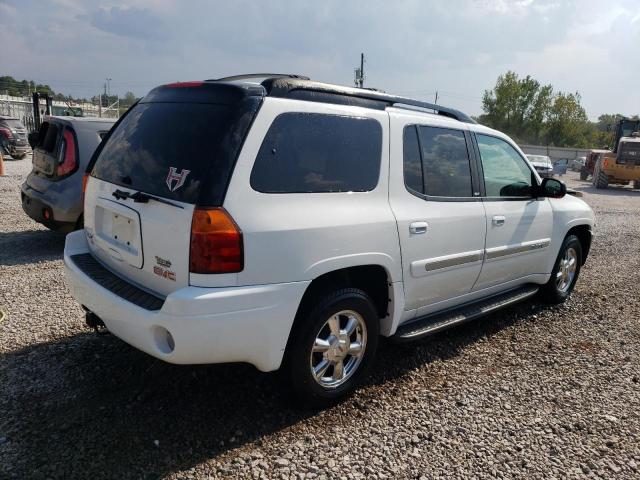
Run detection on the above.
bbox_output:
[284,264,398,358]
[566,224,592,265]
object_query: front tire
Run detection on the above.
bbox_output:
[540,235,582,304]
[285,288,379,408]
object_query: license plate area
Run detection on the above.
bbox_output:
[94,198,143,268]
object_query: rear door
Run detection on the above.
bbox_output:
[84,86,261,296]
[388,111,487,315]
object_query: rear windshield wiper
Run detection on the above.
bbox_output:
[112,189,184,209]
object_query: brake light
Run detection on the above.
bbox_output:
[57,129,77,176]
[190,207,243,274]
[165,81,204,88]
[0,127,13,139]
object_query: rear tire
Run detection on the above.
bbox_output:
[284,288,379,408]
[633,180,640,190]
[540,234,582,304]
[592,161,609,189]
[579,168,589,181]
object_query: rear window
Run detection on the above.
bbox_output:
[91,101,258,204]
[250,113,382,193]
[36,122,60,153]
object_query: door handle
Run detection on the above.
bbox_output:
[492,215,506,226]
[409,221,429,234]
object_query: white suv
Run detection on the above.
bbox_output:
[64,74,594,406]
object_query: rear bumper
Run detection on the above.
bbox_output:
[21,179,81,230]
[63,230,309,372]
[21,188,76,232]
[5,143,29,156]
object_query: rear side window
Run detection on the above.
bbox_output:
[402,125,473,198]
[250,113,382,193]
[91,101,258,204]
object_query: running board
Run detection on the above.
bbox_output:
[393,284,539,342]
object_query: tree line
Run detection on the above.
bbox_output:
[477,71,638,149]
[0,75,139,110]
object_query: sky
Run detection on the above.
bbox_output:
[1,0,638,120]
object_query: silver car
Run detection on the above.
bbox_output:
[21,116,116,232]
[526,154,554,178]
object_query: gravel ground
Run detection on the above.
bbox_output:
[1,158,639,479]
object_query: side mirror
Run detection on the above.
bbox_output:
[538,177,566,198]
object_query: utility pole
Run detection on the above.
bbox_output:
[434,91,439,104]
[354,53,365,88]
[106,78,112,97]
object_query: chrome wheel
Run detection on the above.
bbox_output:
[556,247,577,293]
[309,310,367,389]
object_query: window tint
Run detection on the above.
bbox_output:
[418,126,473,197]
[477,134,533,197]
[38,122,59,153]
[92,101,259,204]
[403,126,423,194]
[250,113,382,193]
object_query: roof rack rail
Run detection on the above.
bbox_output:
[263,78,475,124]
[210,73,310,82]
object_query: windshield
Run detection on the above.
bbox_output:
[91,99,260,205]
[2,119,25,130]
[526,155,552,166]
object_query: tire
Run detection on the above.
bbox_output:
[284,288,380,408]
[633,180,640,190]
[13,153,27,160]
[593,161,609,189]
[539,234,582,304]
[579,168,588,181]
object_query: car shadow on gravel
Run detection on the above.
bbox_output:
[0,299,551,479]
[0,230,66,266]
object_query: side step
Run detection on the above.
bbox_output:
[393,284,539,342]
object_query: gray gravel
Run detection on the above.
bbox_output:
[1,159,639,479]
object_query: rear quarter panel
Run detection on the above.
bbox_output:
[220,97,402,287]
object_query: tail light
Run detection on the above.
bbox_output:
[57,129,77,177]
[190,207,243,274]
[81,172,90,203]
[0,127,13,139]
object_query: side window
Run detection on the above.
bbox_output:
[250,113,382,193]
[476,134,533,197]
[403,126,423,194]
[418,126,473,197]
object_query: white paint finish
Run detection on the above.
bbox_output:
[223,97,402,287]
[84,177,194,296]
[474,199,553,289]
[387,109,487,311]
[64,230,308,372]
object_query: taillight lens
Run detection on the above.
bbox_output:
[57,129,77,177]
[0,127,13,139]
[190,207,243,274]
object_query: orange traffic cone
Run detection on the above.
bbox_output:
[0,151,5,176]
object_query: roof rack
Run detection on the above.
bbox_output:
[209,73,310,82]
[261,77,476,124]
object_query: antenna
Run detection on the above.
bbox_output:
[354,53,365,88]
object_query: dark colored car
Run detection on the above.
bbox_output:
[21,116,116,232]
[0,116,30,159]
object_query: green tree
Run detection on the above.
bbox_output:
[480,71,553,144]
